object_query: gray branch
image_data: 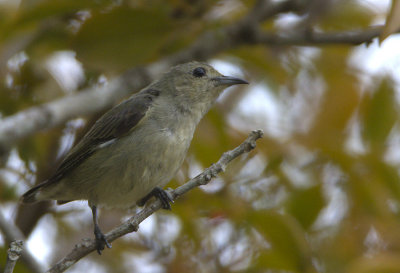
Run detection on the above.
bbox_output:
[0,211,44,273]
[251,26,383,46]
[4,240,23,273]
[45,129,263,273]
[0,70,149,154]
[0,0,386,153]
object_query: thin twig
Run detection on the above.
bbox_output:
[0,210,45,273]
[46,129,263,273]
[4,240,23,273]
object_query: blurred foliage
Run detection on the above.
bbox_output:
[1,0,400,273]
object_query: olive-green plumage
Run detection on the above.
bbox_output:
[21,61,248,253]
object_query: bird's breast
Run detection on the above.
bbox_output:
[89,120,195,208]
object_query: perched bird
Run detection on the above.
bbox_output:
[21,61,248,254]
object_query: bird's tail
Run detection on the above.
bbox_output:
[20,182,47,203]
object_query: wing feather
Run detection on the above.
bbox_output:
[48,89,159,184]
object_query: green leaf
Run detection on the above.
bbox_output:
[72,5,175,70]
[286,185,325,230]
[361,79,397,149]
[248,211,314,272]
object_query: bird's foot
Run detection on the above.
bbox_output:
[94,225,111,255]
[137,187,174,210]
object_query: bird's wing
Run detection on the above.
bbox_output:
[48,89,160,184]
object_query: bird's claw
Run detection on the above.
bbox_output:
[137,187,174,210]
[94,226,111,255]
[156,188,174,210]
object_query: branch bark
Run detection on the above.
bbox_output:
[4,240,23,273]
[0,210,45,273]
[46,129,263,273]
[252,26,383,46]
[0,73,146,155]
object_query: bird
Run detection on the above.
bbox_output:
[21,61,248,254]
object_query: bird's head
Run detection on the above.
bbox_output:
[152,61,248,114]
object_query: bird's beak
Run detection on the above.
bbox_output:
[212,76,249,87]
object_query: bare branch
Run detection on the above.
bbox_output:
[0,71,148,154]
[4,240,23,273]
[0,210,45,273]
[46,129,264,273]
[1,22,380,153]
[253,26,383,46]
[173,130,264,197]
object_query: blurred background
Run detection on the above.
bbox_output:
[1,0,400,272]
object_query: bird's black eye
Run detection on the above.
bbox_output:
[193,67,206,78]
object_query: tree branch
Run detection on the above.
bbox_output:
[0,210,45,273]
[45,129,264,273]
[252,26,383,46]
[4,240,23,273]
[0,71,148,155]
[0,21,385,154]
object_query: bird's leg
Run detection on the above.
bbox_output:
[137,187,174,210]
[91,205,112,255]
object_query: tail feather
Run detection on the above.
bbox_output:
[20,182,47,203]
[21,181,73,205]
